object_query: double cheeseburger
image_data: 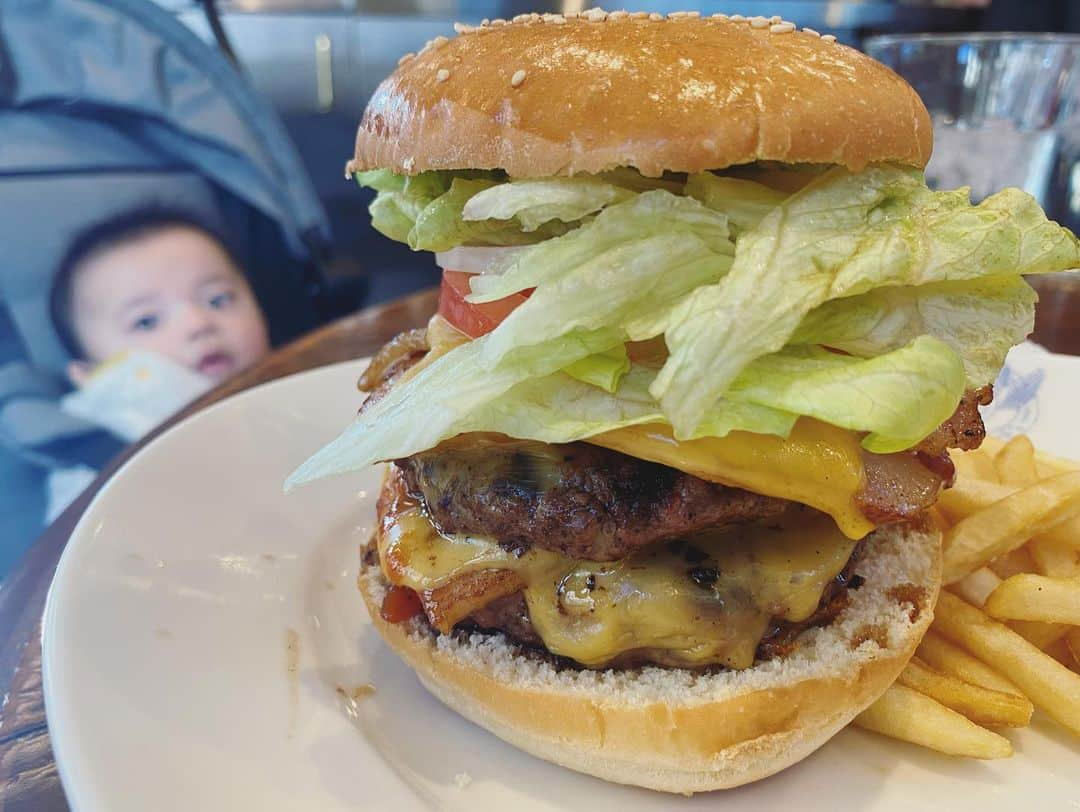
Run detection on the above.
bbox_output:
[288,10,1080,793]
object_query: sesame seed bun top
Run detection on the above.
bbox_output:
[348,10,933,179]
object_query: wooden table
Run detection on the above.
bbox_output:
[0,276,1076,809]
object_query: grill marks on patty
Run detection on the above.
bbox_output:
[397,436,788,561]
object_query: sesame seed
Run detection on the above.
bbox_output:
[668,10,684,17]
[802,27,820,37]
[711,13,728,19]
[685,10,701,18]
[584,8,608,22]
[545,13,567,24]
[631,11,649,19]
[512,13,529,23]
[822,34,837,43]
[436,68,450,82]
[510,69,527,87]
[529,12,541,21]
[397,52,414,65]
[480,18,489,26]
[609,10,629,20]
[770,15,782,23]
[770,22,795,33]
[564,11,580,18]
[749,16,769,28]
[729,14,745,22]
[403,157,415,172]
[649,12,663,20]
[491,18,506,26]
[453,21,471,33]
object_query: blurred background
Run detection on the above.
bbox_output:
[0,0,1078,578]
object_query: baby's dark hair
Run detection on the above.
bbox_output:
[50,207,238,359]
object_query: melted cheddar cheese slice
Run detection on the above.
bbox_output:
[588,419,874,539]
[378,496,857,669]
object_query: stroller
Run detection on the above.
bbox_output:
[0,0,347,573]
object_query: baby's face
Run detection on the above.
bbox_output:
[70,227,270,382]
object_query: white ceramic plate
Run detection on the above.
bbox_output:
[43,345,1080,812]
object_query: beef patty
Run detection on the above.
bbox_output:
[397,436,788,561]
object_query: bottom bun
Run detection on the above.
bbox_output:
[359,520,941,794]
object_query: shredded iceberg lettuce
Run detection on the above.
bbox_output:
[290,164,1080,486]
[462,178,634,231]
[790,276,1037,388]
[355,169,573,250]
[562,345,631,393]
[650,166,1078,437]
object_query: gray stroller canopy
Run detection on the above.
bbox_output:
[0,0,334,372]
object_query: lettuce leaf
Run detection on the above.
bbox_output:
[562,344,631,392]
[467,191,732,303]
[286,360,796,487]
[477,232,731,371]
[727,336,967,453]
[284,327,620,489]
[461,365,798,443]
[790,276,1037,387]
[356,169,572,251]
[596,168,687,194]
[287,334,964,486]
[462,178,634,231]
[651,166,1080,437]
[298,164,1079,485]
[685,173,789,234]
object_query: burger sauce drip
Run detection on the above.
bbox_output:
[381,585,423,623]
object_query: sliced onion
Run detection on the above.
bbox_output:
[434,246,525,275]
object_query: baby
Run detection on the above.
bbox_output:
[40,208,272,521]
[51,207,270,388]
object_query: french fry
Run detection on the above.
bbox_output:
[1044,637,1076,670]
[994,435,1039,486]
[952,567,1002,608]
[953,448,1000,483]
[854,683,1012,758]
[1066,628,1080,671]
[980,436,1080,477]
[941,472,1080,583]
[897,658,1033,727]
[1028,535,1080,578]
[937,477,1013,524]
[945,577,1066,651]
[988,547,1038,580]
[939,477,1080,552]
[916,632,1024,696]
[1008,619,1069,650]
[984,573,1080,625]
[932,592,1080,736]
[927,506,952,533]
[1040,517,1080,552]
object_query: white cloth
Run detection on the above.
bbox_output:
[60,351,211,442]
[45,352,213,519]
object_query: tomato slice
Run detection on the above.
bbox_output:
[379,585,423,623]
[437,270,530,338]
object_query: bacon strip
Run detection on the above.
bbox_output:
[915,385,992,457]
